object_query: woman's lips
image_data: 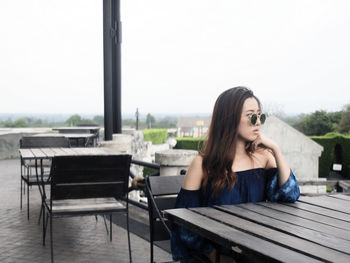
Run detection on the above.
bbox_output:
[253,129,259,134]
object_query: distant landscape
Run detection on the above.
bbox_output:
[1,104,349,137]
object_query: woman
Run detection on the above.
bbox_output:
[171,87,300,263]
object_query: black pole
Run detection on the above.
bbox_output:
[103,0,122,141]
[112,0,122,134]
[103,0,113,140]
[135,108,139,130]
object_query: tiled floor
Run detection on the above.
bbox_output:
[0,159,172,263]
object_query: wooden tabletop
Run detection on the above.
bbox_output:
[19,147,117,160]
[33,133,95,139]
[165,194,350,263]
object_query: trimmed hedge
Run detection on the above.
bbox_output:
[142,129,168,145]
[310,133,350,179]
[174,137,206,152]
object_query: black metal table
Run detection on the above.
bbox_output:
[52,127,100,146]
[33,133,96,147]
[165,194,350,263]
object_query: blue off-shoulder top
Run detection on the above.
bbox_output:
[170,168,300,261]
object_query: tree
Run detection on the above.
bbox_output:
[65,114,81,126]
[338,104,350,133]
[146,113,155,129]
[294,110,333,136]
[328,111,343,131]
[93,115,104,126]
[4,118,28,128]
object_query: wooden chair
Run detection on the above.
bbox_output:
[41,154,132,263]
[19,136,71,219]
[145,175,185,263]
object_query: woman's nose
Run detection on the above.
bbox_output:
[255,117,261,126]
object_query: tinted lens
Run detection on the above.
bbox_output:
[260,114,266,124]
[250,114,257,125]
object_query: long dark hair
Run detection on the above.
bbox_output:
[200,87,261,196]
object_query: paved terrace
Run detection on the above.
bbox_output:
[0,159,172,263]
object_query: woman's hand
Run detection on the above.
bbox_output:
[251,133,279,153]
[252,133,291,186]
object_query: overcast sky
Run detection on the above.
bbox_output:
[1,0,350,117]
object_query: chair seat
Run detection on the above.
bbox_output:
[47,198,125,215]
[22,174,50,184]
[23,159,52,167]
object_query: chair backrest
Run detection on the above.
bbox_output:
[20,136,70,148]
[50,155,131,200]
[146,175,185,241]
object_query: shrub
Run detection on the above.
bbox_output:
[174,137,206,152]
[142,129,168,145]
[310,133,350,179]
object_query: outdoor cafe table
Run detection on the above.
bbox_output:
[33,133,96,147]
[19,147,116,162]
[165,194,350,263]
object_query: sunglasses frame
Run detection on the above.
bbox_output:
[250,113,266,125]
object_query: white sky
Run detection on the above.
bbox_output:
[0,0,350,116]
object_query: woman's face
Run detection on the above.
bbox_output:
[237,97,261,142]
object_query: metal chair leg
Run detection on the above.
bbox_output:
[50,215,54,263]
[38,204,43,225]
[45,213,49,243]
[149,238,153,263]
[43,209,46,246]
[20,174,23,209]
[150,241,153,263]
[102,215,109,235]
[110,214,112,241]
[127,211,132,263]
[27,184,30,220]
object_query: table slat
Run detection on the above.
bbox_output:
[48,148,68,156]
[237,203,350,240]
[299,195,350,214]
[19,149,35,159]
[258,202,350,230]
[286,201,350,222]
[30,148,48,159]
[59,148,78,155]
[327,194,350,202]
[39,148,56,158]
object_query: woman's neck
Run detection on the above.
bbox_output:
[235,138,248,157]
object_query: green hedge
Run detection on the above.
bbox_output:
[174,137,206,152]
[142,129,168,145]
[310,132,350,179]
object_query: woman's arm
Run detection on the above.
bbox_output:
[183,155,204,190]
[253,134,290,187]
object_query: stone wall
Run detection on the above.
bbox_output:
[0,128,51,159]
[261,116,323,180]
[261,116,325,194]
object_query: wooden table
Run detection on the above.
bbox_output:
[33,133,96,147]
[165,194,350,263]
[19,147,116,161]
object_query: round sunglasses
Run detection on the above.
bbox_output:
[249,113,266,125]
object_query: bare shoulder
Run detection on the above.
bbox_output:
[253,147,277,169]
[182,155,204,190]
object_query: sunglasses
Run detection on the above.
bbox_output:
[249,113,266,125]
